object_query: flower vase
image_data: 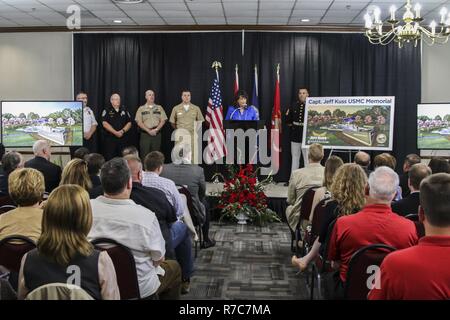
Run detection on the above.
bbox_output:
[236,212,248,225]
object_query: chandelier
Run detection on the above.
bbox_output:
[363,0,450,47]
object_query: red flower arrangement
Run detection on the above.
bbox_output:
[214,164,280,225]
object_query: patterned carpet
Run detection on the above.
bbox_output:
[182,222,311,300]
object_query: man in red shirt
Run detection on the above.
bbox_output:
[369,173,450,300]
[327,166,418,298]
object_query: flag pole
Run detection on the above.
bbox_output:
[212,61,222,82]
[276,63,280,81]
[211,61,223,180]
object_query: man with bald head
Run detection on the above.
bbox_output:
[101,93,132,160]
[354,151,372,177]
[392,163,431,216]
[24,140,62,192]
[135,90,167,159]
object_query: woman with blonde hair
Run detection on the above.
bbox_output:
[309,156,344,223]
[0,168,45,243]
[60,158,92,191]
[292,163,367,271]
[17,185,119,300]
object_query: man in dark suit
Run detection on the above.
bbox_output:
[392,163,431,216]
[126,155,194,294]
[125,155,178,258]
[160,143,215,249]
[399,154,421,198]
[354,151,372,177]
[24,140,62,193]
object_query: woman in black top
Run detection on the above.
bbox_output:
[292,164,367,271]
[17,185,119,299]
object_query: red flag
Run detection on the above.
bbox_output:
[271,64,282,172]
[234,64,239,96]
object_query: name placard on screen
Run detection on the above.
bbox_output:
[302,96,395,151]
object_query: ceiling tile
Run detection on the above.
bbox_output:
[260,0,295,10]
[227,17,257,24]
[259,10,292,18]
[195,17,226,24]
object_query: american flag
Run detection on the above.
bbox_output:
[205,78,226,163]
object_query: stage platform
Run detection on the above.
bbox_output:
[206,182,288,198]
[206,182,288,220]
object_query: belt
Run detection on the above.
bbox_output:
[293,122,304,126]
[141,127,158,132]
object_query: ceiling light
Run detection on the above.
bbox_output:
[364,0,450,47]
[113,20,123,24]
[301,19,310,22]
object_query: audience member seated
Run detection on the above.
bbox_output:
[60,159,92,192]
[160,144,215,249]
[399,154,421,198]
[327,166,418,298]
[17,185,119,300]
[428,157,450,174]
[25,140,62,193]
[392,163,431,216]
[0,143,5,175]
[122,146,139,158]
[310,155,343,223]
[89,158,181,299]
[354,151,372,177]
[142,153,184,220]
[369,173,450,300]
[373,153,401,201]
[0,168,45,243]
[292,163,367,272]
[0,151,24,195]
[85,153,105,189]
[286,143,325,232]
[73,147,90,160]
[126,155,193,294]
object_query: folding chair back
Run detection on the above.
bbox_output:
[91,238,140,300]
[344,244,396,300]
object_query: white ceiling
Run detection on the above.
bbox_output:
[0,0,448,28]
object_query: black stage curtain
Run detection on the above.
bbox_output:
[74,32,420,182]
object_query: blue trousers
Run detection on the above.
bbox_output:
[171,221,194,280]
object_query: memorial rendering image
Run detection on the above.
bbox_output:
[1,101,83,147]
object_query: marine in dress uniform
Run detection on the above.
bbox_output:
[135,90,167,160]
[101,93,132,160]
[286,87,309,174]
[169,90,204,163]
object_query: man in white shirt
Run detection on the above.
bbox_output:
[89,158,181,299]
[77,92,98,152]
